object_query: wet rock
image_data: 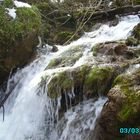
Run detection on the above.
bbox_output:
[84,66,117,97]
[94,69,140,140]
[52,46,58,52]
[133,23,140,40]
[47,45,83,69]
[126,36,139,46]
[41,65,121,113]
[92,41,140,62]
[92,42,128,56]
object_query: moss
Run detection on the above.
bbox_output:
[133,23,140,40]
[113,74,133,86]
[0,5,41,47]
[85,66,115,96]
[36,2,53,14]
[134,0,140,4]
[16,6,41,36]
[47,45,83,69]
[118,87,140,122]
[55,31,74,44]
[115,70,140,122]
[125,37,139,46]
[73,65,91,83]
[92,44,100,56]
[47,71,73,98]
[3,0,14,8]
[47,58,62,69]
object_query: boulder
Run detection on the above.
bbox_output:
[0,0,41,85]
[93,69,140,140]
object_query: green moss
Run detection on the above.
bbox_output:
[115,70,140,122]
[73,65,91,84]
[47,45,83,69]
[85,66,115,95]
[118,87,140,122]
[58,31,73,38]
[36,2,53,14]
[118,106,135,122]
[47,65,91,99]
[133,23,140,40]
[0,5,41,47]
[16,6,41,36]
[47,71,73,98]
[113,74,133,86]
[125,37,139,46]
[3,0,14,8]
[47,58,62,69]
[56,31,74,44]
[134,0,140,4]
[92,44,100,56]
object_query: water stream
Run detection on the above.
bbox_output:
[0,15,139,140]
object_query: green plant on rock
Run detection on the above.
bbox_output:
[133,23,140,40]
[73,65,91,85]
[47,71,73,99]
[114,70,140,122]
[125,36,139,46]
[92,44,100,56]
[134,0,140,4]
[3,0,14,8]
[84,66,115,96]
[55,31,74,44]
[16,6,41,36]
[0,4,41,47]
[47,58,62,69]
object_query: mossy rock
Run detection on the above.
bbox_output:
[46,65,119,99]
[47,71,73,98]
[47,58,62,69]
[0,4,41,47]
[84,66,116,96]
[47,45,83,69]
[125,36,139,46]
[113,70,140,122]
[133,23,140,40]
[0,2,41,84]
[91,44,101,56]
[134,0,140,4]
[36,2,55,14]
[54,31,74,44]
[43,65,90,99]
[3,0,14,8]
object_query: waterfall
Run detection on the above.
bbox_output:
[0,15,139,140]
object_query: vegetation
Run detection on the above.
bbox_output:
[0,3,41,47]
[114,70,140,122]
[84,66,115,96]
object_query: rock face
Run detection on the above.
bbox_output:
[93,69,140,140]
[0,0,41,85]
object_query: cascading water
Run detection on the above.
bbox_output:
[0,15,139,140]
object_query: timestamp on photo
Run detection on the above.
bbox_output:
[119,128,140,134]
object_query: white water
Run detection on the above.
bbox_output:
[0,15,139,140]
[51,97,107,140]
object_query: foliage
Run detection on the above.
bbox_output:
[114,70,140,122]
[3,0,14,8]
[0,3,41,47]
